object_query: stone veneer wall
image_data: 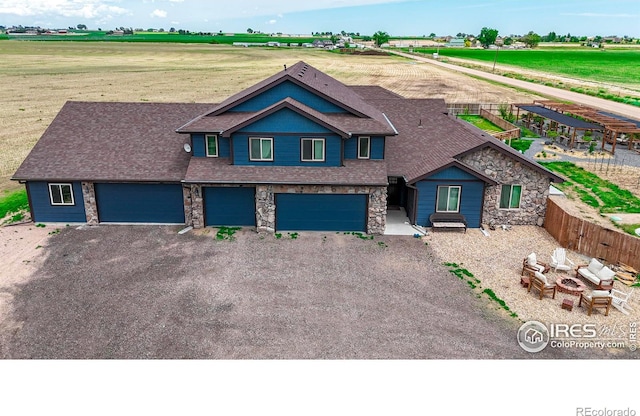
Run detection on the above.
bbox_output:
[184,184,203,229]
[255,185,387,235]
[459,148,550,226]
[81,182,98,225]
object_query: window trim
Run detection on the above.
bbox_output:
[499,184,522,210]
[249,137,274,161]
[358,136,371,159]
[300,138,326,162]
[435,185,461,213]
[48,183,75,206]
[205,134,218,157]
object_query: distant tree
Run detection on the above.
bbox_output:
[362,35,371,41]
[503,37,513,46]
[77,24,87,30]
[456,32,466,38]
[169,27,175,33]
[147,28,154,32]
[247,28,253,33]
[330,34,338,44]
[429,32,436,38]
[159,28,164,32]
[521,31,541,48]
[477,27,498,48]
[544,31,556,42]
[372,30,389,47]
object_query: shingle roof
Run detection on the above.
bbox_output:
[367,96,563,184]
[178,61,397,136]
[12,102,211,182]
[177,97,395,136]
[184,157,388,186]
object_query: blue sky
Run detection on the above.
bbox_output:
[1,0,639,37]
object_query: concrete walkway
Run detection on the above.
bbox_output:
[384,208,422,236]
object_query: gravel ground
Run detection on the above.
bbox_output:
[0,224,604,359]
[426,226,638,358]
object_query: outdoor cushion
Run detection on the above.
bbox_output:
[587,258,604,275]
[534,271,549,286]
[591,290,611,298]
[527,253,537,266]
[597,266,616,281]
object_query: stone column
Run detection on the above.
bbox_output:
[183,185,193,226]
[190,184,204,229]
[367,186,387,235]
[255,185,275,233]
[81,182,99,225]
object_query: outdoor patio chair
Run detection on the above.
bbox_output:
[610,288,634,315]
[578,290,612,316]
[528,271,557,300]
[522,253,550,277]
[550,247,575,273]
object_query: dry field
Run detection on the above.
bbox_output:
[0,41,543,192]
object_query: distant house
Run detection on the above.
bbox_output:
[446,38,466,47]
[13,61,562,233]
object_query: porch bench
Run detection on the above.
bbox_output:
[429,213,467,233]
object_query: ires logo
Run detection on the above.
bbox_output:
[549,323,597,338]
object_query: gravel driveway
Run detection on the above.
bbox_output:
[0,225,593,359]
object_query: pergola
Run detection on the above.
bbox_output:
[513,103,602,149]
[533,100,640,154]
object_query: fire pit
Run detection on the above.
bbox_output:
[556,276,586,296]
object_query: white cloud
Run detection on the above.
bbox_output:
[151,9,167,18]
[267,19,277,24]
[0,0,128,18]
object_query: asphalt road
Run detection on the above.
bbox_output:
[0,225,595,359]
[389,50,640,121]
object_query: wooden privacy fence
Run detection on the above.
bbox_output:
[479,109,521,141]
[544,198,640,270]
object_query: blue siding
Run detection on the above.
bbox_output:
[27,181,86,223]
[242,108,334,134]
[229,81,347,113]
[428,166,478,180]
[95,183,185,223]
[192,134,230,158]
[415,180,484,228]
[232,133,342,166]
[192,134,205,157]
[344,136,385,160]
[371,137,385,159]
[204,187,256,226]
[276,194,367,231]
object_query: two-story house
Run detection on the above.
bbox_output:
[12,61,562,233]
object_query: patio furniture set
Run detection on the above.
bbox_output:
[521,248,634,316]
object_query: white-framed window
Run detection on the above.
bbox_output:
[249,137,273,161]
[206,134,218,157]
[358,136,370,159]
[436,185,461,212]
[500,184,522,209]
[48,183,74,206]
[301,138,325,162]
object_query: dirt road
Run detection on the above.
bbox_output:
[389,50,640,121]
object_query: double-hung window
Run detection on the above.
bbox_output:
[301,138,325,162]
[358,136,370,159]
[206,135,218,157]
[49,183,74,206]
[436,185,461,212]
[249,137,273,161]
[500,184,522,209]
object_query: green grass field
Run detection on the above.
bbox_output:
[457,115,503,132]
[3,31,320,45]
[412,47,640,88]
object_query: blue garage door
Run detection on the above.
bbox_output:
[95,183,185,223]
[204,186,256,226]
[276,194,367,231]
